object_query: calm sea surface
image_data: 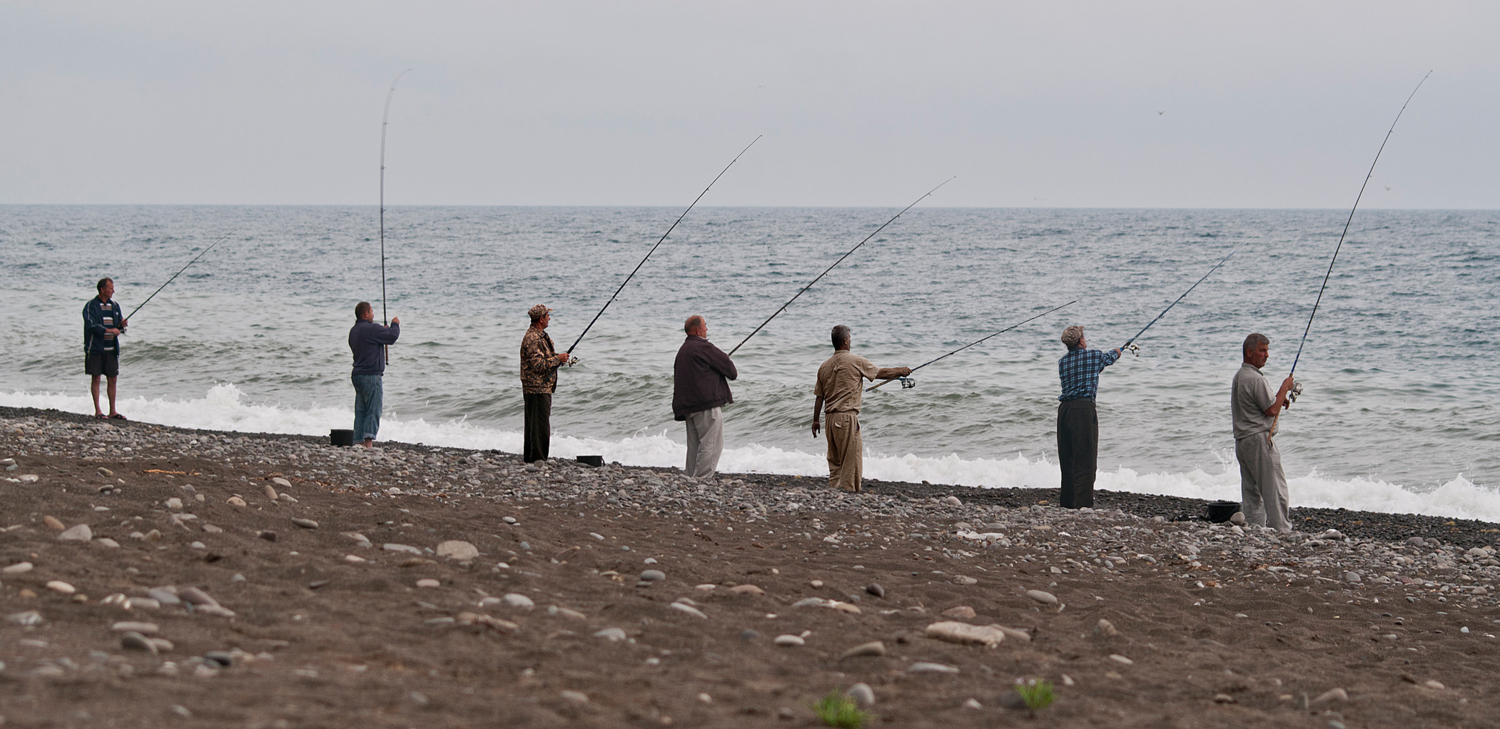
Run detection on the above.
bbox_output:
[1,205,1496,512]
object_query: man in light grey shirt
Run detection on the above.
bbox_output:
[1232,332,1297,531]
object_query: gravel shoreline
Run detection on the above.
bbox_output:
[5,405,1500,726]
[7,405,1494,549]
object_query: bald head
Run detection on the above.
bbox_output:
[684,315,706,337]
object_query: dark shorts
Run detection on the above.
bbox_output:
[85,351,119,377]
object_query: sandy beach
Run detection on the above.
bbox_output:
[3,406,1498,727]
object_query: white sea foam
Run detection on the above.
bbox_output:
[4,384,1496,523]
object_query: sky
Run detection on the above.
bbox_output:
[1,1,1495,209]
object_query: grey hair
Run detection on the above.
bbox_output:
[1242,332,1269,355]
[684,315,705,335]
[831,325,851,349]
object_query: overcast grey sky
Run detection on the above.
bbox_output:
[2,1,1495,208]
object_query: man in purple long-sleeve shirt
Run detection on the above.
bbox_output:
[348,301,400,447]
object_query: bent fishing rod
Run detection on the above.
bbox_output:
[1118,249,1237,356]
[866,300,1078,393]
[124,231,235,321]
[726,177,955,357]
[564,135,763,364]
[378,69,412,363]
[1273,71,1431,434]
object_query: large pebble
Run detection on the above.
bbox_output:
[594,627,627,642]
[640,570,666,582]
[926,621,1005,647]
[846,683,876,708]
[941,605,976,619]
[111,621,159,634]
[383,543,423,555]
[416,579,441,588]
[2,562,33,575]
[120,631,157,654]
[908,662,960,674]
[46,580,76,594]
[1025,589,1058,605]
[669,602,708,619]
[865,583,885,598]
[146,588,181,605]
[838,641,885,660]
[42,515,65,531]
[1311,688,1349,707]
[179,587,220,607]
[291,518,319,529]
[436,540,479,560]
[773,635,805,647]
[729,584,764,595]
[58,524,93,542]
[501,593,535,611]
[272,477,292,488]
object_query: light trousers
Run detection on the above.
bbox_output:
[684,406,724,478]
[824,411,862,492]
[1237,433,1291,532]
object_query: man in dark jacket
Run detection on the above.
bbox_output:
[349,301,400,447]
[83,278,127,419]
[672,315,737,478]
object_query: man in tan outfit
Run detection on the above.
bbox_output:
[811,325,910,492]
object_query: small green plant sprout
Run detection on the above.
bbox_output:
[812,689,869,729]
[1015,678,1056,717]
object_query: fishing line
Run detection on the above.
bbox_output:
[726,177,955,357]
[379,69,412,328]
[866,300,1077,393]
[1273,71,1430,435]
[124,231,235,321]
[1289,71,1431,378]
[1119,249,1237,356]
[564,135,763,362]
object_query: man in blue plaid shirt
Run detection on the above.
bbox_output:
[1056,325,1122,508]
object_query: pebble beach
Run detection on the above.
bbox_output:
[3,405,1499,727]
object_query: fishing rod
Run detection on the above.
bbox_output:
[1118,249,1237,356]
[1273,71,1431,434]
[378,69,412,363]
[726,177,955,357]
[124,231,234,321]
[866,300,1078,393]
[564,135,762,363]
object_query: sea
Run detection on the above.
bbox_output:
[2,205,1496,520]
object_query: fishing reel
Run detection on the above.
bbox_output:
[1286,379,1303,406]
[563,357,580,369]
[1123,342,1140,357]
[898,376,916,389]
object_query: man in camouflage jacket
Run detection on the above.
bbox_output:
[520,304,570,462]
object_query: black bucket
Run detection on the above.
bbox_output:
[330,429,355,447]
[576,455,604,467]
[1207,500,1240,523]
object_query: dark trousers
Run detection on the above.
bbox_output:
[523,393,552,463]
[1057,399,1099,509]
